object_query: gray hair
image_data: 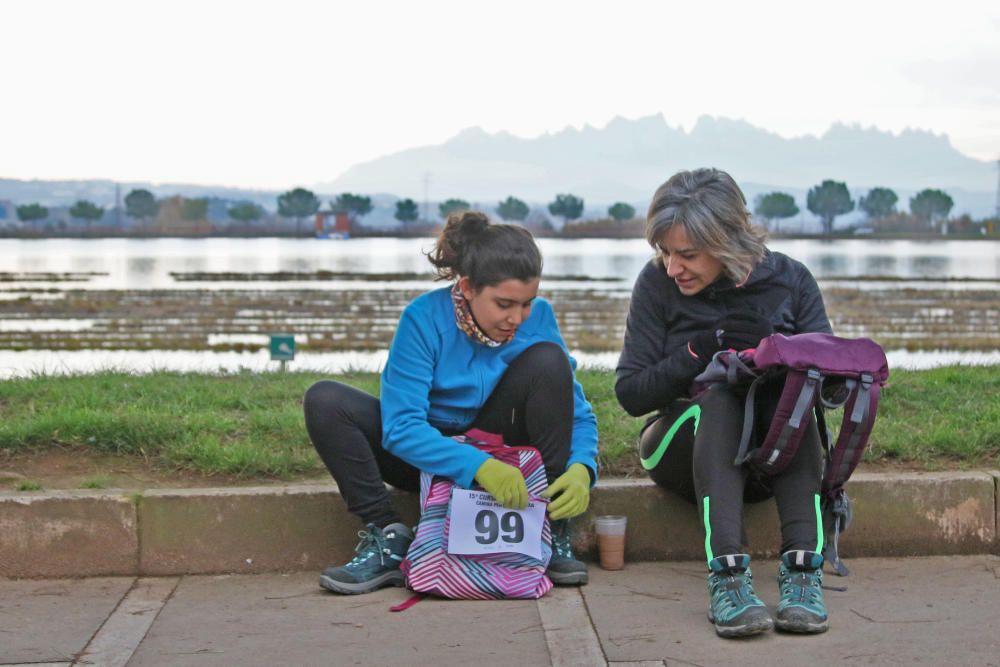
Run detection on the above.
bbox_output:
[646,168,767,282]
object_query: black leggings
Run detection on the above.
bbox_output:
[304,342,574,528]
[639,383,824,560]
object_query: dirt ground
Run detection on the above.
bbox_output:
[0,447,330,491]
[0,445,951,492]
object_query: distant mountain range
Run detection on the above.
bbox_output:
[318,115,997,217]
[2,115,996,222]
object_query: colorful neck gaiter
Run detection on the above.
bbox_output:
[451,283,513,347]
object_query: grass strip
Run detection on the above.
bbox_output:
[0,367,996,479]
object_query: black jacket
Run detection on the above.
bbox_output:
[615,250,832,416]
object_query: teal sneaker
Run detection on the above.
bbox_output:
[707,554,774,638]
[546,519,588,585]
[776,550,829,633]
[319,523,413,595]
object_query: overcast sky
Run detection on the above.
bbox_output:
[2,0,998,190]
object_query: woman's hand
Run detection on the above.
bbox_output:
[474,458,529,509]
[689,310,773,360]
[541,463,591,520]
[717,310,773,350]
[689,329,724,361]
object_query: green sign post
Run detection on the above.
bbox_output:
[269,334,295,371]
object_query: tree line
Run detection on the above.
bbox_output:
[275,191,635,226]
[755,181,957,234]
[10,181,977,237]
[12,188,637,231]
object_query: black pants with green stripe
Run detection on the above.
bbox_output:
[639,383,824,560]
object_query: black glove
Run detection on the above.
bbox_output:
[689,328,723,361]
[716,310,773,351]
[688,311,773,361]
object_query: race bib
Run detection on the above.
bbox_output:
[446,489,546,560]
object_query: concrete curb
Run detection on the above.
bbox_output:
[2,472,997,578]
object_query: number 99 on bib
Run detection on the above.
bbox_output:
[446,489,546,560]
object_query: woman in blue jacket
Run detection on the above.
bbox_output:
[305,210,599,595]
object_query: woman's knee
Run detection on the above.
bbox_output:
[696,384,742,414]
[304,381,380,455]
[304,380,375,429]
[639,408,698,502]
[303,380,342,419]
[691,386,746,465]
[515,342,572,385]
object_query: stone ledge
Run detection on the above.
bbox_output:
[580,471,998,561]
[137,486,419,575]
[992,470,1000,548]
[1,472,997,577]
[0,491,138,578]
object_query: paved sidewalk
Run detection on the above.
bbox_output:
[3,556,999,667]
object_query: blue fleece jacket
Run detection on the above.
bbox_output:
[379,286,598,489]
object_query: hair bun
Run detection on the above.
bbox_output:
[456,211,490,238]
[426,210,541,287]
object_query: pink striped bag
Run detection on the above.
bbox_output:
[400,429,553,600]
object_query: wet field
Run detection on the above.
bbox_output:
[0,273,996,354]
[2,238,997,374]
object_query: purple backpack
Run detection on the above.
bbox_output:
[695,333,889,575]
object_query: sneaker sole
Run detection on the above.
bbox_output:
[547,571,589,586]
[775,617,829,634]
[708,611,774,638]
[319,570,405,595]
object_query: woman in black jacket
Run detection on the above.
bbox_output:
[616,168,832,639]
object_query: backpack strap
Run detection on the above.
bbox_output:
[820,373,880,578]
[733,373,767,466]
[389,593,426,612]
[741,368,822,474]
[822,373,879,495]
[773,368,822,461]
[724,350,757,385]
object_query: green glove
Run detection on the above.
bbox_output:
[474,457,529,509]
[541,463,591,520]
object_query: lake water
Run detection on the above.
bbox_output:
[2,237,999,290]
[1,237,997,377]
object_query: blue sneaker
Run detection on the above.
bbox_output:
[707,554,774,638]
[319,523,413,595]
[776,550,829,633]
[546,519,588,585]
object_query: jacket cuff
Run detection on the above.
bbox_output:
[458,449,492,490]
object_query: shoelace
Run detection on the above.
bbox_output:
[782,570,823,604]
[345,527,389,570]
[711,572,757,612]
[551,531,573,558]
